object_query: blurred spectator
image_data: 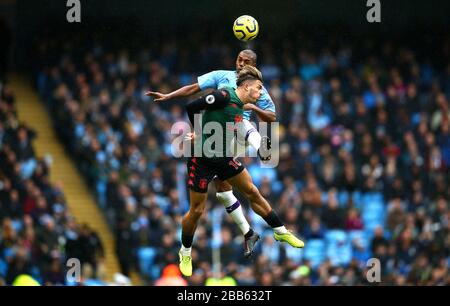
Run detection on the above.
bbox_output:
[154,264,187,286]
[345,208,364,231]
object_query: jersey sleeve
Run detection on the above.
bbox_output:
[197,70,223,90]
[256,86,276,112]
[185,90,230,125]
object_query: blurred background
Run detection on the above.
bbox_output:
[0,0,449,285]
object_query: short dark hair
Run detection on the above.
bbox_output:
[236,65,263,86]
[240,50,257,64]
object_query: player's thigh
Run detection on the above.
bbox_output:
[213,177,233,192]
[187,157,214,193]
[189,190,208,213]
[226,168,257,196]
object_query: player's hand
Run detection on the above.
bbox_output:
[145,91,169,102]
[184,132,196,142]
[243,104,255,111]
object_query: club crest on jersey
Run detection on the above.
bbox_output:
[206,95,215,104]
[199,179,208,189]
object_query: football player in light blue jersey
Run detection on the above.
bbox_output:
[197,70,276,122]
[146,50,277,258]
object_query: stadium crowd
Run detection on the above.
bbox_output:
[0,81,109,285]
[29,26,450,285]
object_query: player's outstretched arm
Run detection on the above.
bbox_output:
[243,104,276,122]
[185,90,230,125]
[145,83,201,102]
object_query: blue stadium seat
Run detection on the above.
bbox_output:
[325,230,347,245]
[324,230,352,266]
[138,247,157,278]
[362,194,386,236]
[30,265,42,285]
[272,180,284,195]
[84,278,106,286]
[350,191,362,210]
[11,220,23,233]
[284,244,303,264]
[96,180,107,208]
[326,241,352,266]
[348,230,369,251]
[304,239,326,268]
[350,230,371,264]
[321,192,329,204]
[338,191,349,206]
[0,258,7,277]
[295,180,304,190]
[372,192,384,203]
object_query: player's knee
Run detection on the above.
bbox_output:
[214,180,232,193]
[216,190,236,206]
[216,184,232,193]
[243,184,261,201]
[190,203,205,218]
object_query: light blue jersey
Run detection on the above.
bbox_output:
[197,70,275,121]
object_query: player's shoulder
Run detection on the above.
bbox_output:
[218,86,234,97]
[209,70,234,76]
[205,88,231,107]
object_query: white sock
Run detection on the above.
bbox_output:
[180,245,192,256]
[246,130,262,151]
[273,226,288,235]
[216,191,251,236]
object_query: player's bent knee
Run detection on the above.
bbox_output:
[190,203,205,217]
[214,180,232,193]
[243,184,261,201]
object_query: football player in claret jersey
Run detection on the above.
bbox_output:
[146,50,276,259]
[176,66,304,277]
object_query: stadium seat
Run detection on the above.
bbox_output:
[96,180,107,208]
[303,239,326,268]
[137,247,157,278]
[324,230,352,266]
[348,230,369,251]
[284,244,304,264]
[0,259,7,277]
[338,191,349,206]
[352,191,362,209]
[325,230,347,245]
[326,241,352,266]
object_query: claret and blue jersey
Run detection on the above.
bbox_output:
[197,70,276,121]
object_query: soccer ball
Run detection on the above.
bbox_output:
[233,15,259,42]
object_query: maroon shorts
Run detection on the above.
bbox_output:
[186,157,245,193]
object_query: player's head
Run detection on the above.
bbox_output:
[236,65,263,103]
[236,50,257,72]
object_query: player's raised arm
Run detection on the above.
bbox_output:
[244,103,276,122]
[185,89,230,125]
[145,83,201,102]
